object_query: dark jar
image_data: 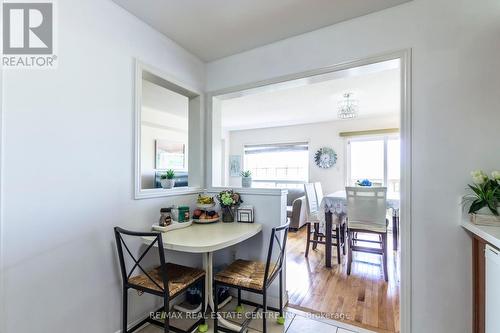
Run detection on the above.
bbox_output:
[159,208,172,227]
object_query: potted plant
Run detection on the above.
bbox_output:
[241,170,252,188]
[216,189,243,222]
[160,169,176,189]
[464,170,500,225]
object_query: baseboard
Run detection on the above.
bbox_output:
[113,315,149,333]
[113,293,184,333]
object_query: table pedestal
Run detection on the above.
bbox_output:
[202,252,242,332]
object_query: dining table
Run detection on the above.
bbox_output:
[142,222,263,331]
[320,190,400,268]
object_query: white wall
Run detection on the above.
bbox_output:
[227,116,399,192]
[207,1,500,332]
[0,0,205,332]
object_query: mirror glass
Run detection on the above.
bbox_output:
[140,73,189,190]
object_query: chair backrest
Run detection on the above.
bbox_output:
[345,187,387,227]
[314,182,324,207]
[264,223,290,286]
[304,183,319,216]
[114,227,169,294]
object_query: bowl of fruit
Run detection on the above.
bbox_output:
[193,209,220,224]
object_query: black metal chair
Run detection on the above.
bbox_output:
[213,223,290,333]
[114,227,206,333]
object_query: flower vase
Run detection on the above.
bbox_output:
[222,206,235,223]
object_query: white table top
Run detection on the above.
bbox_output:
[142,222,263,253]
[462,220,500,249]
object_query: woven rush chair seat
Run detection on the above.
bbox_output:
[215,259,276,291]
[129,262,205,296]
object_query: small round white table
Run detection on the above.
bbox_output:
[143,222,263,331]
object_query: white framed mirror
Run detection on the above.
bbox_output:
[135,60,204,199]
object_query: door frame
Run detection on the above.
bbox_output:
[205,49,412,333]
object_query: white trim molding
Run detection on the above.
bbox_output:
[0,26,5,332]
[134,59,205,199]
[205,49,413,333]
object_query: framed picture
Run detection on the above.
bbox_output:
[237,206,254,223]
[229,155,242,177]
[155,140,186,170]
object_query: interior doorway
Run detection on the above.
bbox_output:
[207,50,411,333]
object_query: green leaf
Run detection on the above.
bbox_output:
[486,202,499,216]
[469,200,486,214]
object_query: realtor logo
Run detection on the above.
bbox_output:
[2,1,57,68]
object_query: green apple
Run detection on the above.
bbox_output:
[276,316,285,325]
[198,323,208,333]
[235,305,244,313]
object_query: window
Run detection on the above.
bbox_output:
[244,143,309,188]
[347,136,400,193]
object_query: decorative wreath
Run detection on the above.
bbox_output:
[314,147,337,169]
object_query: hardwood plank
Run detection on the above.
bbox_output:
[286,226,400,333]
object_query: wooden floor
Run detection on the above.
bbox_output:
[286,226,400,333]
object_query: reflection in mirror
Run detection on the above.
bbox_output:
[135,61,203,199]
[140,74,189,190]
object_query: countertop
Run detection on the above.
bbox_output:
[462,219,500,249]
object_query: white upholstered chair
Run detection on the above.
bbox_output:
[345,186,389,281]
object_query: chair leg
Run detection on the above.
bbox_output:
[347,231,353,275]
[238,288,242,306]
[341,223,347,255]
[201,280,206,324]
[279,271,283,317]
[163,294,169,333]
[312,223,319,250]
[305,222,311,257]
[262,288,267,333]
[214,282,219,332]
[382,233,389,282]
[122,287,128,333]
[335,225,341,265]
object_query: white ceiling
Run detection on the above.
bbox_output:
[220,60,401,131]
[113,0,411,61]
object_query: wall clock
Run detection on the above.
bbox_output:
[314,147,337,169]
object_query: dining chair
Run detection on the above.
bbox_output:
[304,183,345,264]
[213,223,290,333]
[314,182,324,207]
[114,227,206,333]
[345,187,389,281]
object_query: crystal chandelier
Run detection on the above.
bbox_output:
[338,92,358,119]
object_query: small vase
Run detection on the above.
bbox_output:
[222,206,235,223]
[161,179,175,189]
[242,177,252,188]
